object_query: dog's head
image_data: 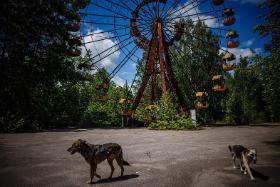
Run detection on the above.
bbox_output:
[67,139,86,155]
[247,148,257,164]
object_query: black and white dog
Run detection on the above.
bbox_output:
[228,145,257,180]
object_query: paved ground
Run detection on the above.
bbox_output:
[0,125,280,187]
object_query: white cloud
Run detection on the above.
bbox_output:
[242,38,255,47]
[170,1,220,28]
[82,29,120,69]
[229,0,265,5]
[220,47,262,63]
[112,76,126,87]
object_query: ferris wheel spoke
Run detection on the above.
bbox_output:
[210,2,223,43]
[90,1,130,19]
[129,0,155,20]
[117,28,152,61]
[191,15,222,23]
[88,36,133,63]
[105,0,132,12]
[199,25,231,32]
[92,38,135,66]
[109,46,139,79]
[81,26,131,38]
[141,3,158,21]
[164,0,196,19]
[148,1,158,18]
[84,32,131,44]
[188,33,233,55]
[168,0,208,21]
[81,20,130,27]
[177,8,224,20]
[79,12,129,19]
[161,0,182,21]
[163,27,174,41]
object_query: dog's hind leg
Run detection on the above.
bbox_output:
[107,157,115,179]
[116,157,124,177]
[242,153,255,181]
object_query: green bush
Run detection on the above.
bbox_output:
[148,116,198,130]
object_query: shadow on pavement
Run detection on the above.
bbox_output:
[263,139,280,146]
[251,168,269,181]
[95,174,139,184]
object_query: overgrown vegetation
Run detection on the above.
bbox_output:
[0,0,279,132]
[146,93,198,130]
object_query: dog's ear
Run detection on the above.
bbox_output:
[78,139,86,144]
[228,145,232,152]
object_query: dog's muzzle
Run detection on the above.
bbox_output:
[253,158,257,164]
[67,147,76,155]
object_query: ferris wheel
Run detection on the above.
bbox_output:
[67,0,240,113]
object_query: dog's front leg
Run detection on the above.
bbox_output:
[242,153,255,181]
[232,156,237,169]
[88,163,97,184]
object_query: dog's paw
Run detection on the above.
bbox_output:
[87,180,94,184]
[251,178,256,181]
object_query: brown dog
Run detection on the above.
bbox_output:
[67,139,130,184]
[228,145,257,180]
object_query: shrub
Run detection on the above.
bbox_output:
[148,115,198,130]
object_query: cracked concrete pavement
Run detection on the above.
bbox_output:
[0,125,280,186]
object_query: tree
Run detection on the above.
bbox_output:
[254,0,280,121]
[0,1,85,131]
[170,20,222,123]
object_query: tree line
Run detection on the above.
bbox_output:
[0,0,279,132]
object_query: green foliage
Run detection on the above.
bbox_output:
[0,1,85,131]
[135,92,198,130]
[170,20,222,123]
[148,116,197,130]
[152,93,177,121]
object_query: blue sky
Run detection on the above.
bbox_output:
[80,0,269,86]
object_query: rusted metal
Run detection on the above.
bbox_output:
[132,20,187,114]
[157,22,187,111]
[132,31,158,112]
[157,22,168,95]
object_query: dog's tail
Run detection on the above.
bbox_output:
[228,145,232,152]
[123,160,130,166]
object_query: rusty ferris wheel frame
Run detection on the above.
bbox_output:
[74,0,238,114]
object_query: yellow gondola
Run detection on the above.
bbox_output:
[226,40,239,48]
[223,8,235,17]
[196,101,208,109]
[77,63,91,70]
[223,53,236,61]
[212,75,223,81]
[68,49,81,57]
[95,83,109,102]
[96,95,109,102]
[226,31,239,39]
[119,110,133,116]
[212,0,224,5]
[83,74,92,81]
[119,98,134,104]
[73,0,90,9]
[195,92,208,97]
[67,23,80,32]
[145,104,157,110]
[96,83,109,90]
[223,63,235,71]
[212,85,226,91]
[223,17,236,26]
